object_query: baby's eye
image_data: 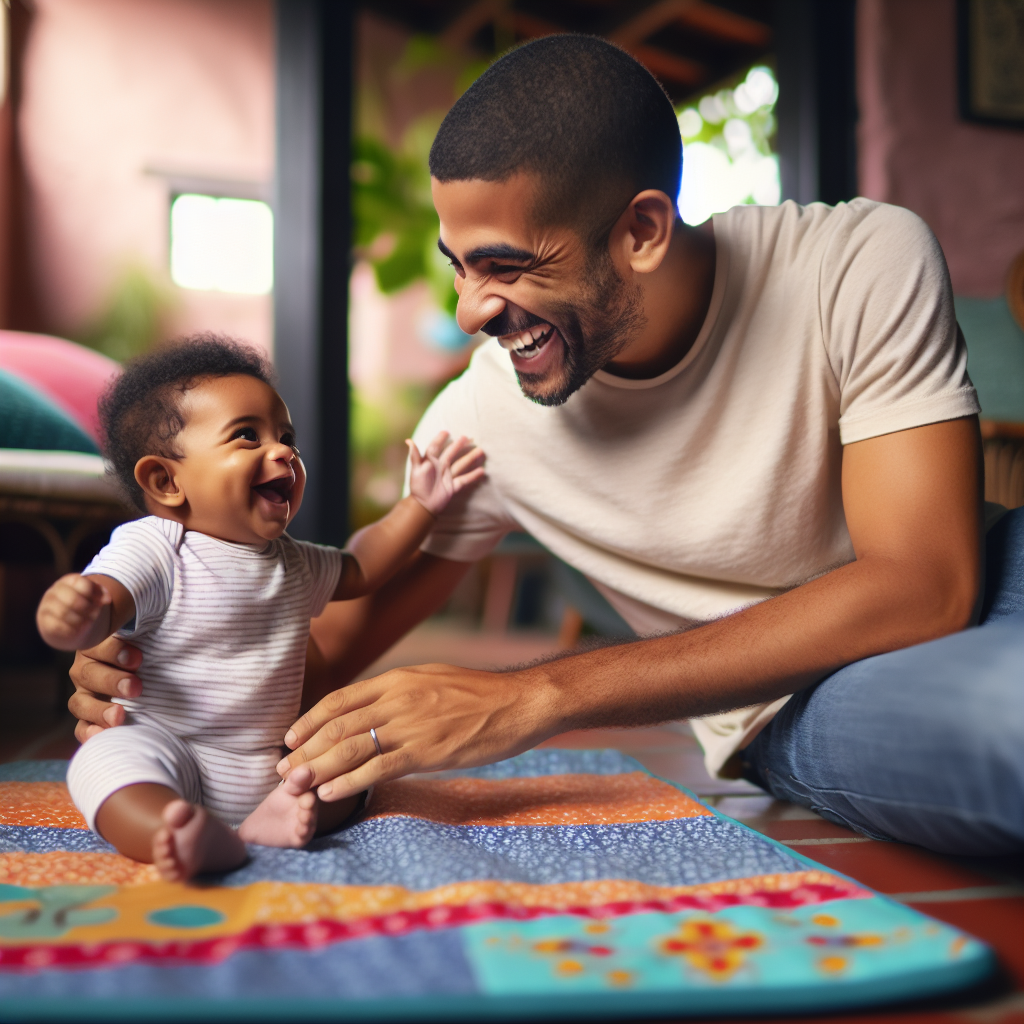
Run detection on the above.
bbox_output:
[281,432,299,452]
[233,426,260,443]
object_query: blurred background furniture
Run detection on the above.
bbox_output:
[0,333,131,734]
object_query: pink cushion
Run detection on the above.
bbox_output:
[0,331,120,443]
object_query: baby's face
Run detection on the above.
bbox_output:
[163,375,306,544]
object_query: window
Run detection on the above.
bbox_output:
[677,65,780,226]
[170,194,273,295]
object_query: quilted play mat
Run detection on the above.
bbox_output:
[0,750,994,1020]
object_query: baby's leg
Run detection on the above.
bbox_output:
[97,784,246,881]
[237,767,362,847]
[67,723,246,881]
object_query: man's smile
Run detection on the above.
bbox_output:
[498,322,554,361]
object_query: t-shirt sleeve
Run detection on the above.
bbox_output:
[291,540,344,617]
[821,201,980,445]
[82,519,176,636]
[403,360,518,562]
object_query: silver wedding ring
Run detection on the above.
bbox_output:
[369,727,383,757]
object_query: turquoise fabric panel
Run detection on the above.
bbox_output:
[464,898,985,997]
[955,296,1024,422]
[0,368,99,454]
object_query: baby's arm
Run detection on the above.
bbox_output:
[36,574,136,652]
[332,431,484,601]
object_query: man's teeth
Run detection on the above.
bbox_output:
[499,324,552,358]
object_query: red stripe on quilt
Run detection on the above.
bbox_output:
[0,881,866,970]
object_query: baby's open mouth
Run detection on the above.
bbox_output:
[253,477,293,505]
[498,322,554,361]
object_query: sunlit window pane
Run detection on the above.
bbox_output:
[170,194,273,294]
[676,65,780,226]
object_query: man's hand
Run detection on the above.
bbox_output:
[67,637,144,744]
[37,574,113,651]
[278,662,561,801]
[407,431,485,515]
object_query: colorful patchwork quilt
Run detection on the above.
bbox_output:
[0,750,993,1020]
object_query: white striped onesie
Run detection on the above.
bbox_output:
[67,517,342,830]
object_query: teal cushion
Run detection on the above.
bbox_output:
[955,295,1024,422]
[0,369,99,454]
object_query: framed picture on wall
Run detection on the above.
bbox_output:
[957,0,1024,127]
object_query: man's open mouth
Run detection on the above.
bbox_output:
[498,323,554,361]
[253,476,293,505]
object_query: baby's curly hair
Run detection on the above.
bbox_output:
[100,334,274,512]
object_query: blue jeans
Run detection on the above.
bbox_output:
[744,507,1024,855]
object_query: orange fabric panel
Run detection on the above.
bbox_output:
[366,772,711,825]
[0,770,710,833]
[0,783,87,829]
[0,851,158,887]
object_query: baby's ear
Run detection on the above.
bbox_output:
[135,456,186,508]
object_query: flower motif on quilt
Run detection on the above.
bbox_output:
[658,918,763,981]
[804,915,884,975]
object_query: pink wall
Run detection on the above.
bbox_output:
[12,0,274,351]
[349,12,478,394]
[857,0,1024,298]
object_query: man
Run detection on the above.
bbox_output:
[70,36,1022,855]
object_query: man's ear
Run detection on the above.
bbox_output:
[612,189,677,275]
[134,456,186,508]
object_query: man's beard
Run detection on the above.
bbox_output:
[486,251,647,407]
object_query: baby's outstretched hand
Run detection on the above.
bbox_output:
[36,574,112,652]
[407,431,485,516]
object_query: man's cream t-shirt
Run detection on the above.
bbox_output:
[410,198,980,777]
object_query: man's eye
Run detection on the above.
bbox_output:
[233,427,260,443]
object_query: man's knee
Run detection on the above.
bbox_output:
[749,611,1024,853]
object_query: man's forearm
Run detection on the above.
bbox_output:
[522,550,979,737]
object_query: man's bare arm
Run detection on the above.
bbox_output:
[280,416,983,801]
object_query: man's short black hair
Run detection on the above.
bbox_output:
[99,334,274,512]
[429,35,682,242]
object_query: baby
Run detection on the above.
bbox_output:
[36,336,483,882]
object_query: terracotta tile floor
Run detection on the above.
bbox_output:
[2,623,1021,1022]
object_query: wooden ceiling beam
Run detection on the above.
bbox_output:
[441,0,510,49]
[610,0,771,48]
[509,11,567,39]
[508,10,707,88]
[623,43,706,85]
[675,1,771,46]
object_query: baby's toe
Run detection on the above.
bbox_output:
[297,791,316,810]
[162,799,194,829]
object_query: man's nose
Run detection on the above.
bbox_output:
[455,278,507,336]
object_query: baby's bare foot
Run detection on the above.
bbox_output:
[237,767,318,848]
[152,800,247,882]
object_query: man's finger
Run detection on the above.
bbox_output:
[280,702,384,779]
[284,728,381,789]
[68,689,125,729]
[71,641,143,699]
[284,676,385,748]
[74,721,106,744]
[316,747,411,802]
